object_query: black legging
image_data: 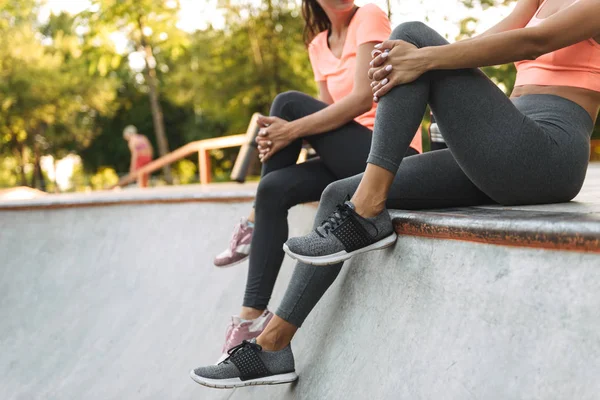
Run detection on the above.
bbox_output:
[243,91,417,309]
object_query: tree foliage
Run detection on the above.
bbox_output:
[1,0,597,190]
[460,0,516,8]
[0,2,118,187]
[164,0,314,134]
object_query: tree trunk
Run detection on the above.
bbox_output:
[387,0,392,19]
[52,158,60,193]
[32,143,46,191]
[266,0,282,96]
[247,21,264,67]
[36,158,46,191]
[17,144,28,187]
[30,162,37,188]
[137,17,172,184]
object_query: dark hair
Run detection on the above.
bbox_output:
[302,0,331,46]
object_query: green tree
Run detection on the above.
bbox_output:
[0,2,118,190]
[165,0,315,135]
[86,0,193,183]
[39,12,120,183]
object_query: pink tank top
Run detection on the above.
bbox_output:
[134,136,149,152]
[514,0,600,92]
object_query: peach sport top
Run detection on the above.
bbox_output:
[515,0,600,92]
[308,4,422,152]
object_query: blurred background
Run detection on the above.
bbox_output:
[1,0,598,193]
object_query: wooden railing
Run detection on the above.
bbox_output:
[114,134,247,188]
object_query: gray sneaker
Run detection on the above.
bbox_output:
[283,201,396,266]
[190,340,298,389]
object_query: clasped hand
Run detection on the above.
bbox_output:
[368,40,428,102]
[255,115,294,163]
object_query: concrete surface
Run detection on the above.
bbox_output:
[0,182,259,209]
[1,164,599,399]
[0,187,47,201]
[2,196,600,399]
[0,202,311,400]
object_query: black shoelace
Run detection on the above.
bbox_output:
[222,340,262,365]
[317,203,353,237]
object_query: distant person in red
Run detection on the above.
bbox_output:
[123,125,153,188]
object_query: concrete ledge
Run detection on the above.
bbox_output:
[0,187,47,201]
[393,207,600,254]
[0,183,258,211]
[2,165,599,254]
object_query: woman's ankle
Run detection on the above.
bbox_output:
[257,332,283,351]
[256,315,297,351]
[350,164,394,218]
[240,307,264,320]
[351,193,386,218]
[256,330,290,352]
[247,208,256,224]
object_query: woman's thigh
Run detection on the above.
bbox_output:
[305,121,373,180]
[269,91,374,180]
[256,158,337,212]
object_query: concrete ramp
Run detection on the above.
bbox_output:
[1,171,599,399]
[0,201,310,400]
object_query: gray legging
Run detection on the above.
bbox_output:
[244,90,417,310]
[276,21,594,327]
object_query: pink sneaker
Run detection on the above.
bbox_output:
[216,310,273,364]
[214,218,254,268]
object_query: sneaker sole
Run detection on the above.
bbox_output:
[283,233,397,266]
[214,254,249,268]
[189,370,298,388]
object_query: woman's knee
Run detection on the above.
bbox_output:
[255,170,299,211]
[320,177,359,207]
[255,173,283,208]
[269,90,308,118]
[312,178,359,228]
[390,21,447,48]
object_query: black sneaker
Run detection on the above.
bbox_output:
[283,201,396,266]
[190,340,298,389]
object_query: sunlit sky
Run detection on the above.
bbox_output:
[42,0,515,40]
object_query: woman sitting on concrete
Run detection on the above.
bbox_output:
[208,0,421,364]
[191,0,600,388]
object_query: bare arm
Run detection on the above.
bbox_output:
[370,0,600,97]
[317,81,335,105]
[477,0,540,37]
[286,42,377,139]
[427,0,600,70]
